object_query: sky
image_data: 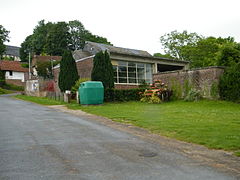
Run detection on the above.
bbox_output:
[0,0,240,55]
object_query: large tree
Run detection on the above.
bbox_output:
[19,35,33,62]
[58,50,79,92]
[160,30,202,60]
[0,25,10,58]
[20,20,112,58]
[91,50,114,89]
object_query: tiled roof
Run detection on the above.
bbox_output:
[84,41,152,57]
[4,45,20,57]
[0,60,28,72]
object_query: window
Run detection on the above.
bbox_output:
[113,60,152,84]
[9,71,13,76]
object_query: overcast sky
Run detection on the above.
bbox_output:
[1,0,240,54]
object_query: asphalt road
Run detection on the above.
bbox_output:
[0,95,237,180]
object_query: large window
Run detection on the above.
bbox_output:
[112,60,152,84]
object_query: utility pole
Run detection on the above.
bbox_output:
[28,52,31,79]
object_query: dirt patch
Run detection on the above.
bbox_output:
[48,105,240,178]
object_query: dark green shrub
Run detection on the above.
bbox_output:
[2,83,24,91]
[219,63,240,102]
[0,70,5,87]
[104,88,145,102]
[58,50,79,92]
[91,50,114,89]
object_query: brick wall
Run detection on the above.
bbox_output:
[115,84,139,89]
[153,66,225,98]
[76,57,94,79]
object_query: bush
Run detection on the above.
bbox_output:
[104,88,145,102]
[71,78,90,93]
[0,70,5,87]
[2,83,24,91]
[184,88,202,102]
[219,63,240,102]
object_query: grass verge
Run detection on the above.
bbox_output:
[0,87,12,95]
[14,95,66,105]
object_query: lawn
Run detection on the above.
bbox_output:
[14,95,240,155]
[76,100,240,155]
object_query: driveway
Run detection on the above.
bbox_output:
[0,95,238,180]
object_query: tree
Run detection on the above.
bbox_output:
[153,52,174,59]
[217,43,240,67]
[58,50,79,92]
[19,35,33,62]
[45,22,70,56]
[219,62,240,102]
[160,30,202,60]
[0,25,10,58]
[91,50,114,89]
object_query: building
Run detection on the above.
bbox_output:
[53,41,189,89]
[3,45,21,61]
[0,60,29,86]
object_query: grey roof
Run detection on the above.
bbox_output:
[4,45,20,57]
[84,41,152,57]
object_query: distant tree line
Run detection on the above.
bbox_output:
[155,30,240,68]
[20,20,112,62]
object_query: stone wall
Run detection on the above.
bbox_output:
[153,66,225,98]
[6,79,25,86]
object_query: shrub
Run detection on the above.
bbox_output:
[104,88,145,102]
[0,70,5,87]
[2,83,24,91]
[219,63,240,102]
[91,50,114,89]
[170,79,182,100]
[184,88,202,102]
[71,78,90,93]
[58,50,79,92]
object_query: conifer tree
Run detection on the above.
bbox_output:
[91,50,114,89]
[58,50,79,92]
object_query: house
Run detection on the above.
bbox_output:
[53,41,189,89]
[32,55,62,76]
[0,60,29,86]
[3,45,21,61]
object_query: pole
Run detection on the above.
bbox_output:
[28,52,31,80]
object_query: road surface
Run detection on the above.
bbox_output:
[0,95,238,180]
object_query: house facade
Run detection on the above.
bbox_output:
[53,41,189,89]
[0,60,29,86]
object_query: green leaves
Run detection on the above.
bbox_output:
[58,50,79,92]
[0,25,9,58]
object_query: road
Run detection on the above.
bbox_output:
[0,95,237,180]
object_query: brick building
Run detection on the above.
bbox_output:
[53,41,189,90]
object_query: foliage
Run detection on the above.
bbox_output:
[159,30,237,68]
[219,63,240,102]
[21,63,29,68]
[210,82,219,99]
[170,79,182,100]
[184,88,202,102]
[153,52,174,59]
[91,50,114,89]
[140,80,172,103]
[0,70,5,87]
[58,50,79,92]
[76,100,240,152]
[0,87,11,94]
[36,60,58,79]
[183,79,192,97]
[20,20,112,58]
[19,35,33,62]
[71,78,90,93]
[2,83,24,91]
[0,25,10,58]
[104,88,145,102]
[138,80,150,89]
[160,30,202,60]
[1,56,14,61]
[217,43,240,67]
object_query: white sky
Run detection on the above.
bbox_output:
[1,0,240,55]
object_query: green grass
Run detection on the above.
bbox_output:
[0,87,12,95]
[76,100,240,152]
[15,95,66,105]
[14,95,240,154]
[3,83,24,91]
